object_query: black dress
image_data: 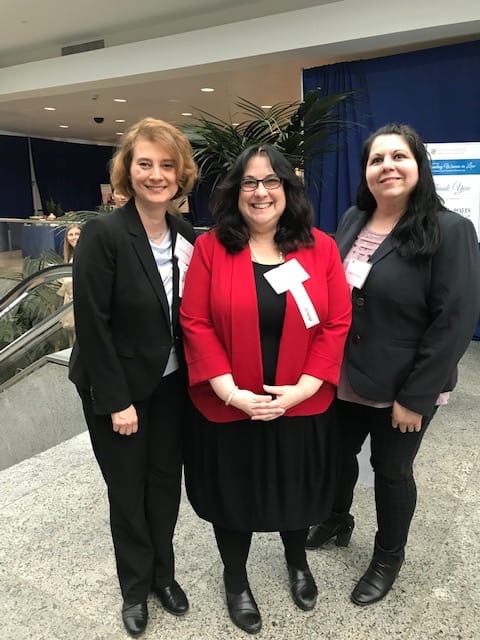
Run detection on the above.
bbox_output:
[184,262,336,532]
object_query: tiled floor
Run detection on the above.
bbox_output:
[0,334,479,638]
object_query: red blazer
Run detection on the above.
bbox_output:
[180,228,352,422]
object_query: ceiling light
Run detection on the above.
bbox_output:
[116,132,124,135]
[44,107,56,111]
[261,105,272,109]
[114,98,127,103]
[201,87,215,92]
[181,112,193,116]
[232,122,239,126]
[59,124,69,128]
[115,119,125,123]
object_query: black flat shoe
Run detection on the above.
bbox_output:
[153,580,189,616]
[306,514,354,549]
[225,586,262,634]
[287,564,318,611]
[122,601,148,637]
[350,557,404,606]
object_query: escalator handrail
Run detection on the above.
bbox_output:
[0,264,72,317]
[0,300,73,370]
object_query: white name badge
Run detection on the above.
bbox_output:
[263,258,320,328]
[174,234,194,296]
[345,258,372,290]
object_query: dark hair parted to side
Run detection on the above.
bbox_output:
[211,144,314,254]
[110,117,197,200]
[357,123,445,260]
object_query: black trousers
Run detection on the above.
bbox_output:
[79,371,186,603]
[333,399,436,559]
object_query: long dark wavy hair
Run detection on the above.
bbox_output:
[211,144,314,254]
[357,123,445,260]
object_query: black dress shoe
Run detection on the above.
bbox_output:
[287,564,318,611]
[153,580,189,615]
[306,514,354,549]
[122,601,148,637]
[350,557,404,606]
[225,586,262,634]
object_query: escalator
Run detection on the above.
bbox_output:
[0,264,74,388]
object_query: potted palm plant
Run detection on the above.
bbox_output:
[185,89,356,190]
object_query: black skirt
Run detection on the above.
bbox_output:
[184,406,336,532]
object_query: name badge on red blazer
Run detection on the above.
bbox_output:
[264,258,320,328]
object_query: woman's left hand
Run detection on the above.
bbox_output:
[392,400,423,433]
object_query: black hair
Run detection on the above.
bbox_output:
[210,144,314,253]
[356,123,445,260]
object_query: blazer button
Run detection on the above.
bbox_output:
[355,296,365,307]
[352,333,361,344]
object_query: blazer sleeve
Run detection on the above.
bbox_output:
[302,235,352,385]
[180,234,232,385]
[396,213,480,414]
[72,217,132,414]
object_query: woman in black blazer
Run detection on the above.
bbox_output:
[69,117,197,636]
[306,123,480,605]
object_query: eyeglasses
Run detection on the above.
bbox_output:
[239,176,282,191]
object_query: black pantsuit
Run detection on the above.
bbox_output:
[79,372,185,602]
[69,201,196,603]
[333,400,435,559]
[332,207,480,560]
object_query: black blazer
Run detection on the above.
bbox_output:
[336,206,480,416]
[69,200,196,415]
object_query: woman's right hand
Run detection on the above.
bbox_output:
[231,389,285,421]
[111,404,138,435]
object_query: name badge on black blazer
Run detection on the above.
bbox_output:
[345,258,372,290]
[174,234,194,296]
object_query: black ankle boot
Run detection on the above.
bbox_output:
[305,514,354,549]
[350,555,404,606]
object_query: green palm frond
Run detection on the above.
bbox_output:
[184,89,356,187]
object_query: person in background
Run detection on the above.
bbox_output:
[180,144,351,634]
[112,188,129,208]
[69,117,197,637]
[306,123,480,606]
[57,223,82,342]
[62,223,81,263]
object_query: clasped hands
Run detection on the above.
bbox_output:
[230,377,322,421]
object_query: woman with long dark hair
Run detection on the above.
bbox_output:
[306,123,480,606]
[180,144,351,634]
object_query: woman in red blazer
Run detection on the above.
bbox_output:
[180,144,351,634]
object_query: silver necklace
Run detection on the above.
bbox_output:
[148,227,167,241]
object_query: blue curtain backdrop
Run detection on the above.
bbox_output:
[0,135,33,218]
[30,138,114,212]
[303,39,480,232]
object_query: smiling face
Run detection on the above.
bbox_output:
[66,226,81,248]
[237,154,286,234]
[365,134,419,208]
[129,137,179,212]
